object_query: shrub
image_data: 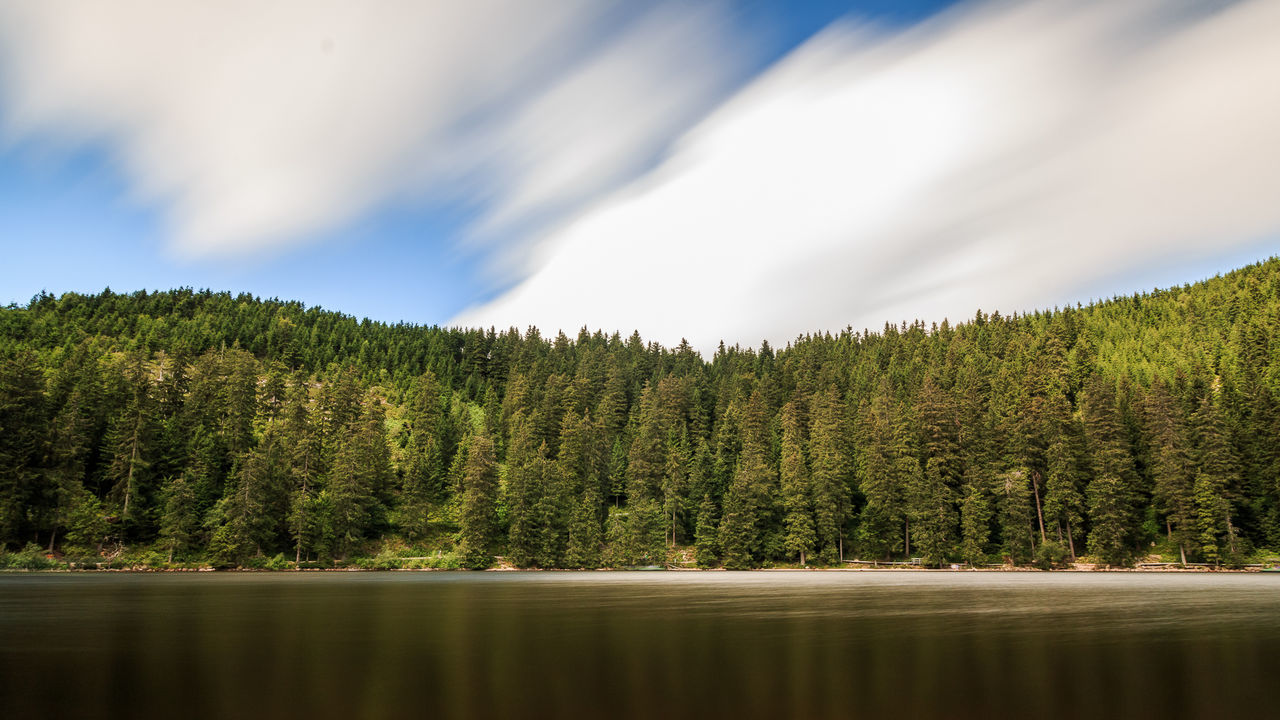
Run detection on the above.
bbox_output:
[265,553,293,570]
[0,544,59,570]
[1034,540,1072,570]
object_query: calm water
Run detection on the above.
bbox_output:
[2,571,1278,719]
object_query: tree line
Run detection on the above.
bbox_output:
[3,259,1280,568]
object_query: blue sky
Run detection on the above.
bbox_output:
[2,0,1278,350]
[0,140,490,321]
[0,1,953,322]
[0,1,956,320]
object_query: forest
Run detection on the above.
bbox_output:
[2,259,1280,570]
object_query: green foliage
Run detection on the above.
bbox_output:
[604,500,664,568]
[1086,475,1133,566]
[457,434,498,569]
[780,399,816,565]
[1034,540,1072,570]
[959,474,992,564]
[0,543,59,570]
[5,260,1280,568]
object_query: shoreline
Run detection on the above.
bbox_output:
[3,564,1275,574]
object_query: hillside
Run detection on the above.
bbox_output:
[2,259,1279,568]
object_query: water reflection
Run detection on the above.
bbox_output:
[2,572,1278,719]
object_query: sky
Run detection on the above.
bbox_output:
[1,0,1278,354]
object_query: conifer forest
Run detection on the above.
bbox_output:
[3,260,1280,570]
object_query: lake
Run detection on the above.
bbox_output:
[1,571,1277,719]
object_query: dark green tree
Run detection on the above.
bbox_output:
[780,399,815,565]
[457,434,499,569]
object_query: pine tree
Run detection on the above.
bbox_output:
[325,395,391,558]
[1144,380,1195,563]
[780,399,816,565]
[626,382,666,504]
[396,371,446,540]
[209,431,288,566]
[694,493,719,567]
[100,352,154,537]
[891,400,923,559]
[1189,395,1240,564]
[995,469,1035,564]
[44,384,95,552]
[1081,377,1138,565]
[533,451,567,568]
[909,458,956,566]
[1086,474,1132,566]
[560,410,604,568]
[282,374,323,563]
[505,411,545,567]
[809,386,851,562]
[158,475,199,562]
[661,431,690,547]
[958,469,992,564]
[719,388,777,568]
[856,389,905,560]
[457,434,499,569]
[620,497,664,566]
[220,349,260,458]
[1042,391,1086,559]
[62,485,109,554]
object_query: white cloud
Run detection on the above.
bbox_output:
[0,0,745,258]
[452,0,1280,353]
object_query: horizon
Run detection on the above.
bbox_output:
[16,253,1279,354]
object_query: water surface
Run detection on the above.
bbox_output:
[2,571,1277,719]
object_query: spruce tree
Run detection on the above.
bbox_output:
[1144,380,1195,563]
[1042,391,1086,559]
[856,390,904,560]
[100,352,154,537]
[1081,377,1139,565]
[694,494,719,567]
[396,371,446,540]
[1189,395,1240,564]
[158,475,199,562]
[780,399,816,565]
[209,431,287,566]
[457,434,499,569]
[995,469,1035,564]
[719,388,777,568]
[661,431,690,547]
[959,470,992,564]
[324,395,392,558]
[504,412,543,567]
[809,386,850,562]
[560,410,604,568]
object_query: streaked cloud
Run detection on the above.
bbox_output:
[454,0,1280,352]
[0,0,745,258]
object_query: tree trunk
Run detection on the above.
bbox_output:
[1031,472,1046,544]
[1179,542,1187,566]
[47,528,57,553]
[904,519,910,558]
[1066,520,1076,561]
[800,550,806,567]
[123,433,139,520]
